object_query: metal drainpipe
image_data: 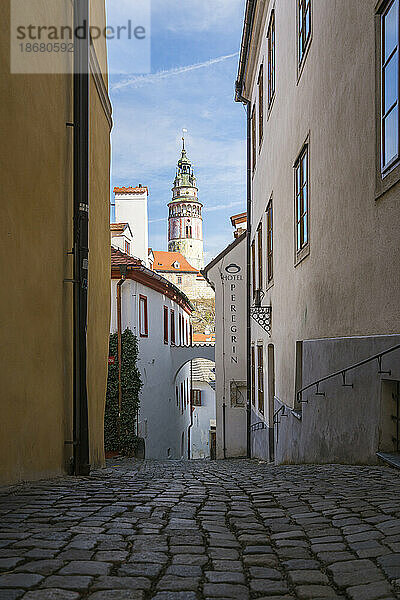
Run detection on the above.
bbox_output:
[246,103,252,459]
[188,360,193,460]
[72,0,90,476]
[117,274,127,451]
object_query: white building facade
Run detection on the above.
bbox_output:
[191,359,216,460]
[203,232,248,459]
[236,0,400,465]
[114,186,149,267]
[111,247,193,459]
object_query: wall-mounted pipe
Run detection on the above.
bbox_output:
[116,275,126,449]
[72,0,90,476]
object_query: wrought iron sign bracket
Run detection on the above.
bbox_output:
[250,305,272,336]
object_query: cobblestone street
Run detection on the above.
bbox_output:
[0,460,400,600]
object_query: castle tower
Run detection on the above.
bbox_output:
[168,136,204,270]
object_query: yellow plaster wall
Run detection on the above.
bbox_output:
[0,1,111,484]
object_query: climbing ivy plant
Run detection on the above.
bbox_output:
[104,328,142,455]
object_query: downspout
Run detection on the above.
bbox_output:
[72,0,90,476]
[245,104,252,459]
[117,268,127,450]
[235,0,257,459]
[188,360,193,460]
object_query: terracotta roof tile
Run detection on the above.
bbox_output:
[113,186,149,194]
[152,251,199,273]
[230,212,247,226]
[111,246,142,267]
[193,333,215,343]
[110,223,131,235]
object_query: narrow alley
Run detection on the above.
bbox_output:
[0,460,399,600]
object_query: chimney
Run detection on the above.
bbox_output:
[114,186,149,266]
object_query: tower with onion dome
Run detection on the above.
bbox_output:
[168,135,204,270]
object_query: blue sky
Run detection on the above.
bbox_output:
[107,0,246,263]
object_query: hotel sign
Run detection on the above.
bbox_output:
[221,263,244,364]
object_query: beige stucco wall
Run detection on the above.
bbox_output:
[0,1,111,484]
[245,0,400,414]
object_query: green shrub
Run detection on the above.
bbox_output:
[104,328,142,454]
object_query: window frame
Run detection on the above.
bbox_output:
[381,0,400,176]
[163,306,169,344]
[124,240,130,254]
[257,221,263,291]
[258,64,264,149]
[257,345,264,415]
[139,294,148,337]
[294,141,310,265]
[297,0,312,76]
[251,239,256,298]
[251,104,257,172]
[192,389,202,406]
[170,309,175,345]
[266,198,273,284]
[267,10,275,109]
[251,345,256,406]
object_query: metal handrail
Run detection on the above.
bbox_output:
[297,343,400,404]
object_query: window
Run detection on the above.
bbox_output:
[295,145,309,253]
[139,295,148,337]
[266,199,273,283]
[267,11,275,106]
[192,389,202,406]
[176,385,179,407]
[186,321,189,346]
[257,345,264,414]
[258,64,264,147]
[170,310,175,344]
[124,240,130,254]
[381,0,399,173]
[257,222,263,290]
[180,382,184,414]
[179,313,183,345]
[177,275,182,284]
[186,225,192,238]
[251,105,257,171]
[163,306,168,344]
[298,0,311,66]
[251,346,256,406]
[251,239,256,297]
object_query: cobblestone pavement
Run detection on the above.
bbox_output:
[0,460,400,600]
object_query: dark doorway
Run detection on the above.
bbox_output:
[210,428,216,460]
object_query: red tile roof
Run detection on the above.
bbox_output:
[110,223,131,235]
[111,247,142,267]
[152,251,199,273]
[113,186,148,194]
[230,212,247,226]
[193,333,216,343]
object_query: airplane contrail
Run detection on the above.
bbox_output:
[112,52,239,91]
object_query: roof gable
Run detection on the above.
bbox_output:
[153,251,199,273]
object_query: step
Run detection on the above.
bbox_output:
[376,451,400,470]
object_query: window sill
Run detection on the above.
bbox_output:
[376,161,400,200]
[266,279,274,292]
[267,94,275,120]
[297,39,312,85]
[294,243,310,267]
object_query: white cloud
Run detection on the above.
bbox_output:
[111,53,238,91]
